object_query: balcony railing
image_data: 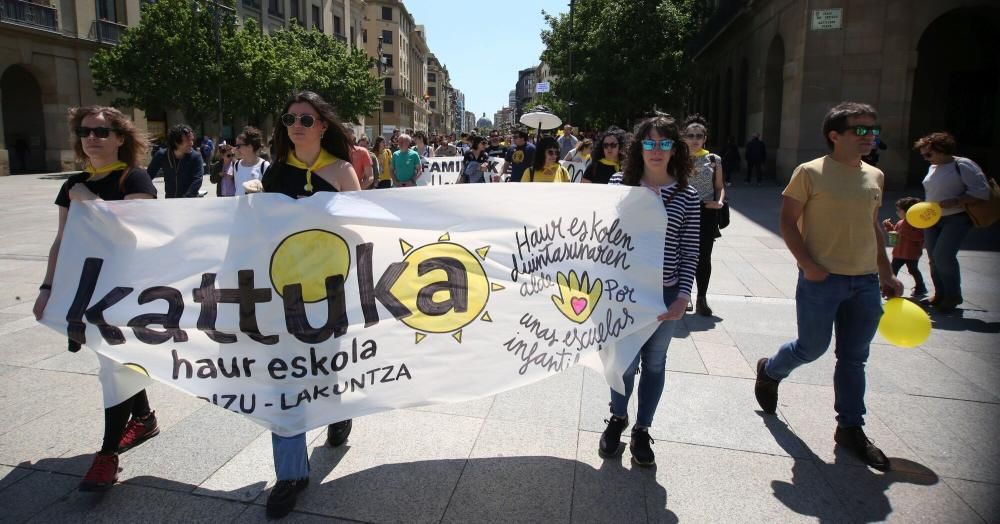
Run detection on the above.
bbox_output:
[93,18,127,44]
[0,0,58,32]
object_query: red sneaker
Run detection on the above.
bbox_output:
[118,412,160,453]
[79,453,119,491]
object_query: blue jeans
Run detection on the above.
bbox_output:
[272,432,309,481]
[765,273,882,427]
[609,285,680,428]
[924,212,972,302]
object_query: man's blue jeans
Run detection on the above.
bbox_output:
[764,273,882,428]
[924,212,973,302]
[272,432,309,481]
[610,285,680,428]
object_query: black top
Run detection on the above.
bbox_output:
[55,168,157,208]
[146,148,205,198]
[486,144,508,158]
[582,161,618,185]
[261,161,339,198]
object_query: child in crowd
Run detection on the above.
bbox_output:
[883,197,928,296]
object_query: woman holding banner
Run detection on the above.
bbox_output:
[522,136,570,183]
[602,114,699,467]
[258,90,361,519]
[582,127,626,184]
[462,135,489,183]
[682,114,726,316]
[33,106,159,492]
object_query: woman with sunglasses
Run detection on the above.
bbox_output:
[681,115,726,316]
[209,142,238,196]
[913,132,990,312]
[522,136,570,183]
[600,115,698,467]
[256,91,361,519]
[33,106,159,492]
[582,127,626,184]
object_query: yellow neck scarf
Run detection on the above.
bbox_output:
[85,160,127,181]
[694,148,710,158]
[287,149,338,192]
[598,157,620,171]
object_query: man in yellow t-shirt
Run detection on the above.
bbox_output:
[754,102,903,472]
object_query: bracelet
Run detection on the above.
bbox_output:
[39,283,52,291]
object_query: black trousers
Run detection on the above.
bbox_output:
[101,390,151,454]
[746,162,764,182]
[891,257,926,289]
[697,206,720,298]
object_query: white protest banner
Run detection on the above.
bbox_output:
[416,156,463,185]
[560,160,591,183]
[40,185,668,436]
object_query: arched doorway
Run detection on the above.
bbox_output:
[762,35,785,176]
[908,6,1000,186]
[1,65,46,173]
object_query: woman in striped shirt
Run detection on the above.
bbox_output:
[602,115,700,467]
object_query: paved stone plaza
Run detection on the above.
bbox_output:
[0,174,997,523]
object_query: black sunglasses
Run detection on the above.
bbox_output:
[280,113,317,128]
[546,149,559,155]
[603,142,619,149]
[75,126,117,139]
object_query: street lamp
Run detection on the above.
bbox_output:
[198,0,236,140]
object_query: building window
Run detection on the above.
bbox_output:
[428,86,436,96]
[381,6,392,20]
[384,77,392,92]
[290,1,299,23]
[383,100,394,113]
[362,28,367,43]
[267,0,284,17]
[311,5,320,29]
[430,101,437,109]
[243,0,261,7]
[381,30,392,44]
[383,54,393,68]
[428,72,436,82]
[334,15,342,35]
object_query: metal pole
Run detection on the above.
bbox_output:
[568,0,574,126]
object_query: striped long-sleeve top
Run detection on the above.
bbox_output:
[610,173,701,298]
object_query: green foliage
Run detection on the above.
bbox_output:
[540,0,698,129]
[91,0,380,127]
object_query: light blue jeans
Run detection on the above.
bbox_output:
[764,272,882,427]
[272,432,309,481]
[609,285,680,428]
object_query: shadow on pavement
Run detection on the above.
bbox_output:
[759,413,938,523]
[0,451,679,522]
[929,309,1000,333]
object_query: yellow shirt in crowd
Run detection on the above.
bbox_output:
[521,164,570,183]
[782,156,884,276]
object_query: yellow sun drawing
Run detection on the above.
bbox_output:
[393,232,504,344]
[269,229,351,303]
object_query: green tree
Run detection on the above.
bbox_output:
[91,0,237,122]
[540,0,698,130]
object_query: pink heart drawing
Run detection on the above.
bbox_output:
[571,297,588,315]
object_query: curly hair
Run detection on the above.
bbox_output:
[238,126,264,152]
[620,115,692,187]
[913,132,957,155]
[592,126,626,163]
[68,105,148,166]
[683,113,709,134]
[271,91,352,162]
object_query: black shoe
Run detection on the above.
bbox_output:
[696,296,713,316]
[931,296,963,312]
[834,426,890,471]
[598,415,629,458]
[629,427,656,467]
[326,419,352,447]
[754,358,780,414]
[912,286,928,297]
[266,478,309,519]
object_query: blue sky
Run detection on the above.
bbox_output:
[404,0,570,120]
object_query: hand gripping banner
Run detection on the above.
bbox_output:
[40,184,668,436]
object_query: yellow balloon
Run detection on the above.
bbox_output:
[905,202,942,229]
[878,298,931,348]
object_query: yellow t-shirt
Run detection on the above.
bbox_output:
[379,149,392,181]
[522,164,570,183]
[782,156,884,276]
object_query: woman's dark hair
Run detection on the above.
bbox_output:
[238,125,263,152]
[469,135,486,150]
[414,130,427,143]
[532,136,560,171]
[373,136,386,151]
[592,126,625,163]
[167,124,193,151]
[913,132,957,155]
[68,105,148,166]
[683,113,709,135]
[271,91,351,162]
[621,115,692,187]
